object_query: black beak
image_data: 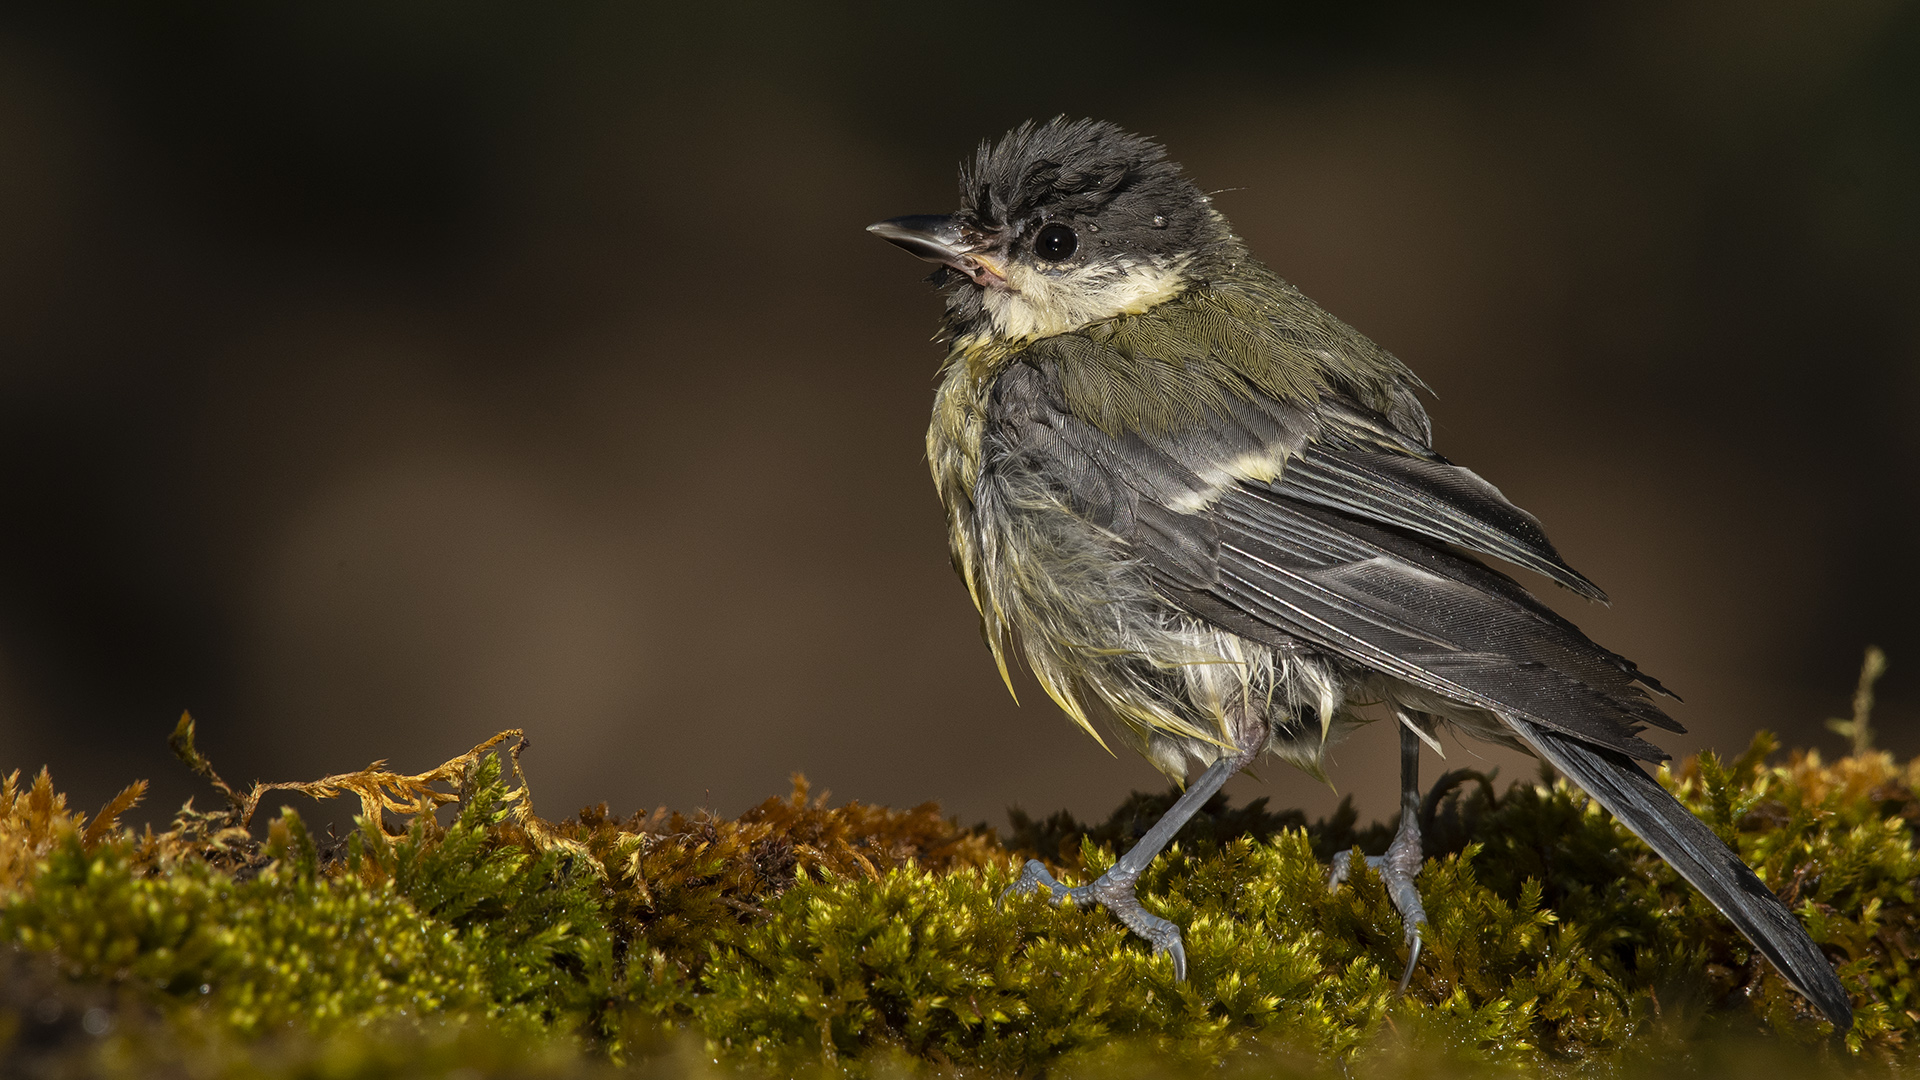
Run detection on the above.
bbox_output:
[867,214,971,264]
[867,214,1006,285]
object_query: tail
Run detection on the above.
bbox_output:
[1508,717,1853,1029]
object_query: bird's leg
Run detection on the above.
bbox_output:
[1007,744,1258,981]
[1328,719,1429,992]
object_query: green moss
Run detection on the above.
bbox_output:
[683,834,1627,1074]
[346,754,619,1038]
[3,695,1918,1076]
[1,754,613,1045]
[8,832,488,1036]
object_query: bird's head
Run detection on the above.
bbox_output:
[870,118,1239,345]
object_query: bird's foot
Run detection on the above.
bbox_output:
[1006,859,1187,980]
[1006,859,1096,907]
[1328,824,1427,993]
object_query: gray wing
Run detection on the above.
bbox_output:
[983,356,1856,1027]
[1280,397,1608,602]
[984,358,1679,761]
[1184,486,1679,757]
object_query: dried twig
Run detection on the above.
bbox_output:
[1826,646,1888,757]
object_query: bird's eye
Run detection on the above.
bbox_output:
[1033,223,1078,262]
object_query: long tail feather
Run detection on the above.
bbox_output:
[1508,717,1853,1028]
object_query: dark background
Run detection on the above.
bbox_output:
[0,1,1914,835]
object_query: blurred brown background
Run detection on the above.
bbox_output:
[0,1,1914,836]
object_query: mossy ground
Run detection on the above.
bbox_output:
[3,681,1916,1078]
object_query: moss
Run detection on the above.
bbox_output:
[564,774,1003,987]
[2,677,1918,1076]
[0,753,615,1045]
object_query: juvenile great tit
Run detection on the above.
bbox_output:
[869,117,1850,1027]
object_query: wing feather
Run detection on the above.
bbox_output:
[985,358,1678,759]
[1276,398,1608,600]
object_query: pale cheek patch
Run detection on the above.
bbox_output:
[983,258,1188,342]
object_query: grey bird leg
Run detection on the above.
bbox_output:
[1007,746,1258,981]
[1328,720,1428,993]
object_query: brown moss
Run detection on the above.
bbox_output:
[0,767,144,895]
[560,775,1007,979]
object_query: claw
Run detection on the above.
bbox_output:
[1327,848,1359,891]
[1002,859,1055,903]
[1007,860,1190,979]
[1004,859,1093,907]
[1397,929,1423,995]
[1164,936,1188,982]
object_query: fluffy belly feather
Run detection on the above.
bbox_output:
[969,460,1367,781]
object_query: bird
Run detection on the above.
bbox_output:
[867,117,1852,1028]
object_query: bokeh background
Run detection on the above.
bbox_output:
[0,1,1915,837]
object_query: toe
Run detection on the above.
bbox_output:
[1327,848,1355,890]
[1002,859,1061,903]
